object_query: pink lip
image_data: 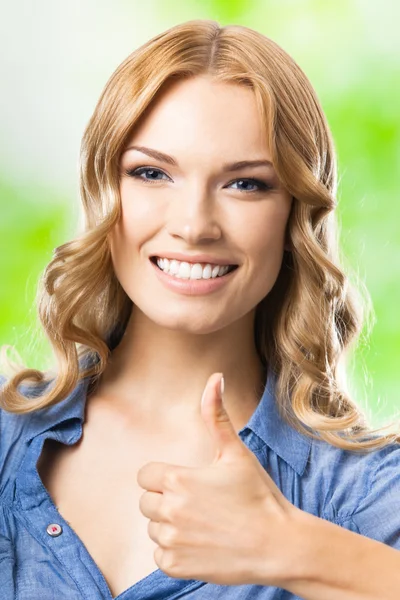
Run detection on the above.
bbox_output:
[150,258,238,296]
[150,252,237,266]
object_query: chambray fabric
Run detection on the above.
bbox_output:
[1,356,400,600]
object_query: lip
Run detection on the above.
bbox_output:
[150,258,238,296]
[150,252,237,266]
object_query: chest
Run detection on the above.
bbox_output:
[37,423,215,598]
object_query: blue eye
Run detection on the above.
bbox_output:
[228,179,272,193]
[123,166,274,193]
[125,167,168,183]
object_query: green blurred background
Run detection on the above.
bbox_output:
[0,1,399,429]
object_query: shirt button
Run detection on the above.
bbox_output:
[46,523,63,537]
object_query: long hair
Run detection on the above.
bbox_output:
[1,19,399,451]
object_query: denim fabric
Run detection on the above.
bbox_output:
[1,357,399,600]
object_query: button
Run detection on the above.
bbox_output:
[46,523,63,537]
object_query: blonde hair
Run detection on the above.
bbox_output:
[1,19,399,451]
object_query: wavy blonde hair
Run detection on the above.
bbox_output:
[1,19,399,451]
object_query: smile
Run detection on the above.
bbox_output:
[149,257,239,296]
[151,256,238,280]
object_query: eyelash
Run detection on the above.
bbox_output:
[122,166,274,194]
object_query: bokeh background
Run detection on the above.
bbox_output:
[0,1,399,429]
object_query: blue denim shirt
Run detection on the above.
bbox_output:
[1,360,400,600]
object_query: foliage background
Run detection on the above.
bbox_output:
[0,0,399,428]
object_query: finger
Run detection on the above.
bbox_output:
[201,373,246,462]
[137,461,171,492]
[139,490,163,520]
[147,520,162,545]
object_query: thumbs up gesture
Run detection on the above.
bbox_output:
[137,372,300,587]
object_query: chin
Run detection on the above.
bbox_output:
[143,306,231,335]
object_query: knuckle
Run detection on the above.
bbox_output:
[163,468,180,489]
[138,492,147,513]
[159,524,179,548]
[163,495,187,523]
[147,520,156,542]
[163,500,178,522]
[156,548,178,575]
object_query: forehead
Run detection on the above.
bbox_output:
[123,76,271,161]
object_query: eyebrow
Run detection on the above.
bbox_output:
[122,145,274,172]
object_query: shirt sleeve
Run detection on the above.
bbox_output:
[0,377,15,599]
[348,443,400,548]
[0,503,15,599]
[0,374,6,438]
[0,374,33,489]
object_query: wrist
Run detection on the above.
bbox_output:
[251,502,316,588]
[254,503,337,589]
[271,507,400,600]
[272,505,319,588]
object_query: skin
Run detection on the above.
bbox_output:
[283,508,400,600]
[136,375,400,598]
[103,74,293,432]
[95,74,398,597]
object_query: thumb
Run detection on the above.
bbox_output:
[200,373,244,462]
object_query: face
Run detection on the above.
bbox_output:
[109,75,293,335]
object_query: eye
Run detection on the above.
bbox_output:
[123,166,274,194]
[226,178,274,193]
[123,166,170,184]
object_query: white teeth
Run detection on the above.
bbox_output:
[190,263,203,280]
[155,258,234,280]
[169,259,179,275]
[202,264,212,279]
[177,262,191,279]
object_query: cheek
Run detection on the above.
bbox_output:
[111,193,159,256]
[122,190,156,224]
[108,194,165,300]
[243,207,290,295]
[119,178,163,225]
[107,214,139,286]
[244,204,289,264]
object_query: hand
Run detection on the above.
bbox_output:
[137,372,299,586]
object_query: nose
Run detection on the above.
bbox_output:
[165,182,222,245]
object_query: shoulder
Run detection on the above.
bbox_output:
[0,374,50,499]
[0,374,29,451]
[307,435,400,546]
[346,442,400,546]
[0,373,38,442]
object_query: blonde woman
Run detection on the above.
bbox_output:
[1,19,399,600]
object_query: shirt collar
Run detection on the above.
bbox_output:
[24,356,311,477]
[241,370,312,476]
[24,369,91,443]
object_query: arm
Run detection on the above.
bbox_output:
[264,440,400,599]
[273,507,400,600]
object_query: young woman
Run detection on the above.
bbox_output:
[1,19,399,600]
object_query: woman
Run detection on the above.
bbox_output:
[1,19,399,600]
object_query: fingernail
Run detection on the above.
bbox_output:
[220,374,225,397]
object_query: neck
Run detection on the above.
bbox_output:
[94,306,267,432]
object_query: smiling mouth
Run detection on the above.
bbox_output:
[150,256,239,276]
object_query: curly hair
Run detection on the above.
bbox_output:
[1,19,399,451]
